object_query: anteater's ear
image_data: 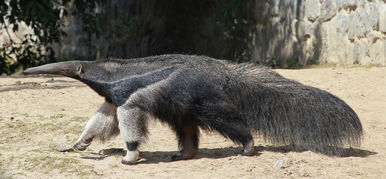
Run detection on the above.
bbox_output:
[76,64,84,75]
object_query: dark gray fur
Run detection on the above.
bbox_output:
[24,54,363,163]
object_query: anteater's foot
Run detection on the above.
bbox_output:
[121,150,140,165]
[241,140,255,156]
[73,141,91,151]
[170,150,197,161]
[73,138,93,151]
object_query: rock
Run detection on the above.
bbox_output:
[274,156,290,169]
[305,0,321,22]
[336,0,358,10]
[347,11,359,40]
[252,0,386,66]
[355,3,378,36]
[49,142,74,152]
[352,39,370,64]
[272,0,280,16]
[366,2,379,29]
[368,39,386,65]
[380,4,386,33]
[297,20,315,39]
[367,31,384,44]
[319,0,337,22]
[336,10,349,33]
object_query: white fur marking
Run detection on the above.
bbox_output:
[117,107,145,142]
[122,150,139,163]
[76,102,117,144]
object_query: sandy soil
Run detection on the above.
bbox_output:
[0,67,385,179]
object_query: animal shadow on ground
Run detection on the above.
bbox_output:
[79,145,376,164]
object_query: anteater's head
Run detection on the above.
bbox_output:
[23,61,91,79]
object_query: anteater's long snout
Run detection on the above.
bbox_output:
[23,61,88,77]
[23,63,63,75]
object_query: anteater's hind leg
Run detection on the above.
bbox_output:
[209,120,254,156]
[171,121,200,161]
[73,101,118,151]
[197,101,255,156]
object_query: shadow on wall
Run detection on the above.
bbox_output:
[54,0,233,61]
[55,0,386,67]
[55,0,325,66]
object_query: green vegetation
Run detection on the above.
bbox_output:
[0,112,86,144]
[0,0,103,74]
[0,0,64,74]
[24,155,93,175]
[50,113,66,119]
[1,153,95,177]
[215,0,252,63]
[71,116,89,121]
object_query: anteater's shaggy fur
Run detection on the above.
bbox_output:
[24,54,363,164]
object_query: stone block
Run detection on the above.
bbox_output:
[319,0,337,22]
[352,39,370,64]
[336,0,358,10]
[347,11,359,39]
[336,10,349,33]
[380,4,386,33]
[358,2,378,34]
[297,20,315,39]
[305,0,321,22]
[369,39,385,65]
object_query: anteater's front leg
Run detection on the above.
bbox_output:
[117,106,148,165]
[73,101,118,151]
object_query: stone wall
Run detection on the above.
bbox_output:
[1,0,386,66]
[251,0,386,66]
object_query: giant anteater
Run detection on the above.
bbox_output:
[23,54,363,165]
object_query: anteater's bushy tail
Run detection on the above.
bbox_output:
[231,64,363,154]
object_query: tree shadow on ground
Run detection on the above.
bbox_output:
[79,145,377,164]
[0,76,84,93]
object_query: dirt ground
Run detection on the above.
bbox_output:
[0,67,385,179]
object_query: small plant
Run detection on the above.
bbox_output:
[215,0,253,63]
